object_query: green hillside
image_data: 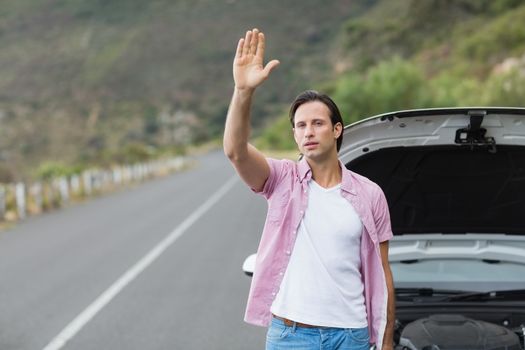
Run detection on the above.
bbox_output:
[0,0,373,181]
[258,0,525,150]
[2,0,525,181]
[334,0,525,120]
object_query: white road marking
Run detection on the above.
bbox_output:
[42,175,239,350]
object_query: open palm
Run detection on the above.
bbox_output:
[233,29,280,90]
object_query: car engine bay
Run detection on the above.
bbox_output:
[393,309,525,350]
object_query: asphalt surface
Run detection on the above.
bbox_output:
[0,151,268,350]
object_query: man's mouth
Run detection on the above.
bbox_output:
[304,142,318,148]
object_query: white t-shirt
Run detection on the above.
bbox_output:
[270,180,367,328]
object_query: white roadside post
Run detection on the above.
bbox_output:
[15,182,26,220]
[83,171,92,195]
[31,182,43,213]
[0,185,5,220]
[70,175,81,196]
[59,177,69,204]
[113,168,122,186]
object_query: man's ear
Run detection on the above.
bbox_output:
[334,122,343,139]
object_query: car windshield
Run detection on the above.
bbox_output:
[391,258,525,293]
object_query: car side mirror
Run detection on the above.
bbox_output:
[242,253,256,277]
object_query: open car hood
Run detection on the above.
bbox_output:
[340,108,525,236]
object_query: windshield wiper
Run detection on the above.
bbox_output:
[396,288,525,302]
[395,288,468,301]
[445,289,525,302]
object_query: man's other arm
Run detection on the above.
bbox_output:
[380,241,395,350]
[223,29,279,192]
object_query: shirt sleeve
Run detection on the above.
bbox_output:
[251,158,287,199]
[373,186,394,242]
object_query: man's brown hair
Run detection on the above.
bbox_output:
[289,90,344,152]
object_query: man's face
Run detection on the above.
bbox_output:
[292,101,342,161]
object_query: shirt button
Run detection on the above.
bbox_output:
[286,250,291,255]
[279,271,283,276]
[299,210,304,215]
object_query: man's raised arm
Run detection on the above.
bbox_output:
[223,29,280,192]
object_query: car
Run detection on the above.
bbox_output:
[242,107,525,350]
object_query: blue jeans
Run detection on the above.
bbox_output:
[266,317,370,350]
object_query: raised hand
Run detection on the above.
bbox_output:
[233,28,280,91]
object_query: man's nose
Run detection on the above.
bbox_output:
[304,124,314,137]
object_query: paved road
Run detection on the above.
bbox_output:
[0,151,268,350]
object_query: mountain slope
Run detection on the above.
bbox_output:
[0,0,372,180]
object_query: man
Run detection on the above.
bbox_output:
[224,28,395,350]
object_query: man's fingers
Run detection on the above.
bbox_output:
[263,59,280,76]
[242,30,251,56]
[250,28,259,55]
[256,32,265,60]
[236,38,244,58]
[237,29,275,72]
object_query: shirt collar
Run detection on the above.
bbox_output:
[298,157,312,183]
[297,157,357,195]
[339,160,357,195]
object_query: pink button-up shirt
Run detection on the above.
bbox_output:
[245,157,393,348]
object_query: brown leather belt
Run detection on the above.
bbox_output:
[273,315,323,328]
